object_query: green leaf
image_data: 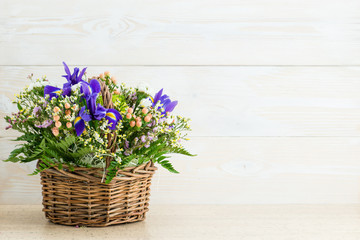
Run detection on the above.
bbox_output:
[17,102,23,111]
[4,147,24,162]
[105,161,121,184]
[168,147,196,157]
[158,160,179,174]
[30,156,56,175]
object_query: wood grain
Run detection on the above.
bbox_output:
[2,66,360,137]
[1,0,360,206]
[1,0,360,65]
[2,204,360,240]
[2,136,360,204]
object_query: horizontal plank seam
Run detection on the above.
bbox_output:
[1,65,360,67]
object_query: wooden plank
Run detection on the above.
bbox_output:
[2,204,360,239]
[1,0,360,65]
[2,136,360,204]
[2,66,360,137]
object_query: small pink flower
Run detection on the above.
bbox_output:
[99,73,104,79]
[104,71,110,76]
[126,113,132,119]
[111,76,117,84]
[142,108,148,114]
[65,110,71,116]
[136,121,142,127]
[127,108,133,114]
[113,90,120,95]
[55,121,62,128]
[53,115,60,121]
[52,127,59,136]
[144,115,151,122]
[66,122,72,128]
[65,103,70,109]
[53,107,60,113]
[130,121,135,127]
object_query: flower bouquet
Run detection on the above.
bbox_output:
[4,62,194,226]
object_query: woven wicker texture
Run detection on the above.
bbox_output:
[40,161,157,226]
[40,78,157,227]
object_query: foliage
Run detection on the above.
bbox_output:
[4,64,194,183]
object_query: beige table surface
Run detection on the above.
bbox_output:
[1,204,360,240]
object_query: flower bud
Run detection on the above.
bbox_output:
[52,127,59,136]
[130,121,135,127]
[55,121,62,128]
[142,108,148,114]
[144,115,151,122]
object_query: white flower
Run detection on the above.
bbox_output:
[71,84,81,92]
[139,98,152,108]
[27,80,45,91]
[137,82,150,92]
[166,116,174,124]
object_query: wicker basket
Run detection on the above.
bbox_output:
[39,77,157,227]
[40,161,157,227]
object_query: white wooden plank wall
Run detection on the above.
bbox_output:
[1,0,360,204]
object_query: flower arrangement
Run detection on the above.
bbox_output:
[4,62,194,183]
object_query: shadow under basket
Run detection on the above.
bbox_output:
[39,161,157,227]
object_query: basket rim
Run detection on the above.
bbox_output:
[38,160,157,183]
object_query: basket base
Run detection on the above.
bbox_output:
[40,162,157,227]
[44,211,148,227]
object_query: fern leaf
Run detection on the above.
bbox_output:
[168,147,196,156]
[158,160,179,173]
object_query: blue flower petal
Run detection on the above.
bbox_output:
[44,85,61,100]
[89,79,101,94]
[74,116,85,136]
[105,109,122,130]
[62,82,72,96]
[93,103,106,120]
[165,100,178,113]
[63,62,71,78]
[152,88,163,106]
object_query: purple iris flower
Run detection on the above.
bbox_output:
[44,62,86,99]
[151,88,178,116]
[74,79,122,136]
[44,85,62,100]
[62,62,87,96]
[74,107,92,136]
[80,79,101,113]
[105,108,122,130]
